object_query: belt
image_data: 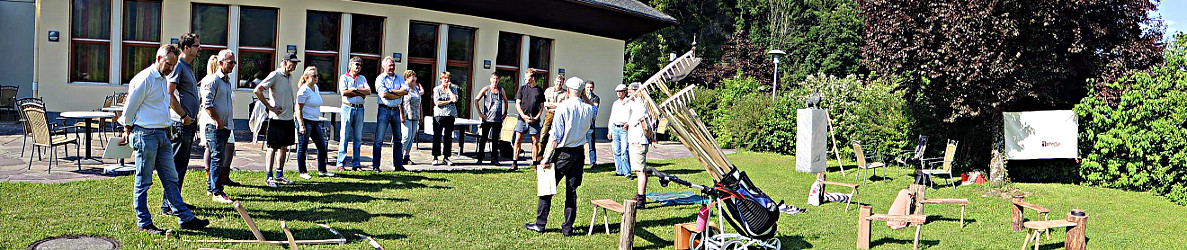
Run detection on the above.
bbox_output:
[344,103,364,108]
[379,104,399,110]
[612,123,625,127]
[133,125,168,130]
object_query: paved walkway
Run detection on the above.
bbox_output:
[0,122,733,183]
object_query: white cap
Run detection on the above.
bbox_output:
[615,84,627,91]
[565,77,585,90]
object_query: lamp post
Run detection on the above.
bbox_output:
[767,49,786,101]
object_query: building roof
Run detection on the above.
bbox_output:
[354,0,677,41]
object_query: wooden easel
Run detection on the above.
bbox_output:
[825,112,847,176]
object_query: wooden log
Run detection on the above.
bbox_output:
[618,199,639,250]
[281,221,298,250]
[1011,195,1025,232]
[857,206,872,249]
[909,184,926,227]
[1065,209,1088,250]
[233,201,267,242]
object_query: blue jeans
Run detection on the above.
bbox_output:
[337,106,365,167]
[372,107,404,170]
[204,124,231,195]
[400,119,420,152]
[131,127,196,227]
[611,126,629,175]
[163,122,197,211]
[296,119,328,173]
[585,129,596,165]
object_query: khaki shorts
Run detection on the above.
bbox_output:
[629,143,648,171]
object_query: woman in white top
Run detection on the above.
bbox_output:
[294,66,334,178]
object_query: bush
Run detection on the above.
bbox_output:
[789,73,914,157]
[1074,56,1187,205]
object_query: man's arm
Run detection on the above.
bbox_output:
[500,89,509,120]
[166,81,192,125]
[539,109,567,166]
[201,79,226,129]
[120,79,150,135]
[514,90,530,123]
[253,74,282,114]
[472,86,488,120]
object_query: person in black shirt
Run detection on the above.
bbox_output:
[512,68,545,170]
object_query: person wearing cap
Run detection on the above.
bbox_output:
[253,53,301,186]
[372,56,409,172]
[524,77,596,236]
[535,75,568,165]
[338,57,371,171]
[606,83,632,177]
[625,82,656,208]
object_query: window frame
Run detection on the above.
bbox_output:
[528,36,554,87]
[235,5,280,90]
[119,0,163,85]
[69,0,113,84]
[348,13,385,91]
[445,25,477,118]
[190,3,230,80]
[305,10,343,93]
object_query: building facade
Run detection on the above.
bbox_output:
[33,0,674,130]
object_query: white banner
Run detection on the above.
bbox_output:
[1003,110,1078,160]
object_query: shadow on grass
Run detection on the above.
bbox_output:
[234,193,410,204]
[924,215,976,226]
[236,173,454,193]
[183,221,409,243]
[870,237,939,249]
[195,205,412,224]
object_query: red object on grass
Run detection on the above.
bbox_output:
[974,175,987,185]
[961,173,969,182]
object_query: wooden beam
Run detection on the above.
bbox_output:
[281,221,298,250]
[357,234,385,250]
[618,199,639,250]
[857,206,871,249]
[185,239,347,245]
[866,214,927,223]
[233,201,266,242]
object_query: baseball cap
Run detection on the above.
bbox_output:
[615,84,627,91]
[565,77,585,90]
[283,53,301,63]
[628,82,641,90]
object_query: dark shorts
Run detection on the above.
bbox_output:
[266,119,296,149]
[514,117,541,135]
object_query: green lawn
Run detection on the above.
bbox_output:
[2,152,1184,249]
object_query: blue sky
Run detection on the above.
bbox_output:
[1153,0,1185,38]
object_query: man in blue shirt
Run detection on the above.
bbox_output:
[338,57,371,170]
[162,32,200,216]
[373,56,408,171]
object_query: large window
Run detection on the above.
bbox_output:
[305,11,341,92]
[495,32,522,98]
[528,36,553,86]
[120,0,161,84]
[350,14,384,91]
[236,6,278,89]
[447,26,476,118]
[71,0,112,83]
[408,22,438,116]
[191,3,228,79]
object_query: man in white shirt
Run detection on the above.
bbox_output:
[121,44,210,234]
[254,53,300,186]
[606,84,631,177]
[524,77,596,236]
[625,82,656,208]
[337,57,371,170]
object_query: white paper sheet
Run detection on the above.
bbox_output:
[102,137,133,159]
[536,166,558,196]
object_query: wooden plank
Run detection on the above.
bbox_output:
[921,198,969,205]
[356,234,385,250]
[866,214,927,223]
[1012,201,1051,213]
[281,221,298,250]
[1023,220,1078,229]
[822,181,859,188]
[1012,196,1026,232]
[233,201,267,242]
[592,199,625,214]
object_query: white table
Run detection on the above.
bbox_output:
[100,106,124,112]
[453,118,482,154]
[60,111,115,162]
[320,106,342,141]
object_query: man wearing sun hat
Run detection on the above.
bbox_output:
[524,77,596,236]
[607,83,632,176]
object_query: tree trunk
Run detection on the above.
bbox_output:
[989,112,1009,186]
[619,199,639,250]
[1065,209,1088,250]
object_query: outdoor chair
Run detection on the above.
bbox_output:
[894,135,928,176]
[74,94,115,148]
[0,85,18,121]
[921,140,959,189]
[852,140,886,185]
[17,99,78,158]
[23,106,81,173]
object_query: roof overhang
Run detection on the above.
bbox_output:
[353,0,677,41]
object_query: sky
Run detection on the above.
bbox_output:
[1153,0,1185,39]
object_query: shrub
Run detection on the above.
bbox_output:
[1074,60,1187,205]
[788,73,914,157]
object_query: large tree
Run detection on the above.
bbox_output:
[859,0,1164,178]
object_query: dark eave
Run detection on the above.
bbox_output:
[352,0,677,41]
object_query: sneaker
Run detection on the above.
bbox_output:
[265,178,278,188]
[136,224,166,235]
[211,194,233,204]
[372,167,382,173]
[492,161,502,166]
[179,218,210,230]
[299,173,313,180]
[318,171,336,177]
[276,176,295,185]
[432,159,440,166]
[444,158,454,166]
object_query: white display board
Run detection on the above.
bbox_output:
[796,109,828,172]
[1003,110,1078,160]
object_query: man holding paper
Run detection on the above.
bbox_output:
[524,77,596,236]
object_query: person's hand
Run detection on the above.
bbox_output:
[216,119,226,130]
[299,125,306,134]
[607,133,613,141]
[536,162,551,171]
[479,114,488,121]
[120,132,130,145]
[268,105,283,114]
[182,116,195,125]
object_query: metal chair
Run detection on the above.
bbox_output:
[23,106,81,173]
[0,85,19,121]
[894,135,929,176]
[852,140,886,185]
[921,140,959,189]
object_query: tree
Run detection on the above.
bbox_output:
[859,0,1165,179]
[767,0,865,82]
[625,0,740,83]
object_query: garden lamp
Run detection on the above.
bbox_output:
[768,49,786,101]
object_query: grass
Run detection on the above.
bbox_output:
[2,151,1185,249]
